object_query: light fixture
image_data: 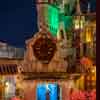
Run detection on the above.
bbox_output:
[5,81,9,86]
[91,69,95,73]
[91,67,96,74]
[74,16,85,30]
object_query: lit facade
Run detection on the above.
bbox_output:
[0,42,23,100]
[0,0,96,100]
[17,14,96,99]
[17,31,80,100]
[36,0,73,36]
[36,0,75,64]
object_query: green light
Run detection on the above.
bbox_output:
[60,15,73,31]
[48,5,59,37]
[47,5,73,37]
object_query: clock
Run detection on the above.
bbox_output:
[32,34,57,64]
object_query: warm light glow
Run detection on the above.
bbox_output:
[91,67,96,74]
[5,81,9,87]
[74,16,85,30]
[74,19,80,30]
[57,31,61,41]
[80,16,85,29]
[5,81,10,94]
[86,27,93,42]
[91,69,95,73]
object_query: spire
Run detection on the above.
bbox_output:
[87,2,90,13]
[76,0,81,15]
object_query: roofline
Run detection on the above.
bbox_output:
[0,58,24,60]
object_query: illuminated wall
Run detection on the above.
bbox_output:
[47,5,59,37]
[36,0,73,37]
[47,5,73,37]
[4,76,16,99]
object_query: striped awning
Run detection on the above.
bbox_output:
[0,64,18,75]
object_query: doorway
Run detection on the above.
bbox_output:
[36,83,60,100]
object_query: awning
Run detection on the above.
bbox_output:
[0,64,18,75]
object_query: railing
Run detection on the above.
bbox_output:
[0,46,24,59]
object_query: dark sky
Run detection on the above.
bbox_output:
[0,0,96,48]
[0,0,38,48]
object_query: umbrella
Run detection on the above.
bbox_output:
[80,57,93,69]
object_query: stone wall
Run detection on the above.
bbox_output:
[19,80,76,100]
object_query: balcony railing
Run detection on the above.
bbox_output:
[0,45,24,59]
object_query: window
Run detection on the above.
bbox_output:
[60,29,64,39]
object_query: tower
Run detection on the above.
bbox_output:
[76,0,81,15]
[35,0,75,60]
[36,0,74,36]
[36,0,54,32]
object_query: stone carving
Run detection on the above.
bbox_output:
[20,31,68,73]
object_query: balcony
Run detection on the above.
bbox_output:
[0,42,24,59]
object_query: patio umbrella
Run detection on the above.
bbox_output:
[80,57,93,69]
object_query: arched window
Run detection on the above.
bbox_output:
[60,29,64,39]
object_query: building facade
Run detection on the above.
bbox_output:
[0,0,96,100]
[18,31,81,100]
[0,42,24,100]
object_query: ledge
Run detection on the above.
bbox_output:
[22,72,82,80]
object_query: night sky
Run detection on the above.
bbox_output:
[0,0,38,48]
[0,0,96,48]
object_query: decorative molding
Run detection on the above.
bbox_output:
[20,31,68,78]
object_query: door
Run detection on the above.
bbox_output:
[36,83,59,100]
